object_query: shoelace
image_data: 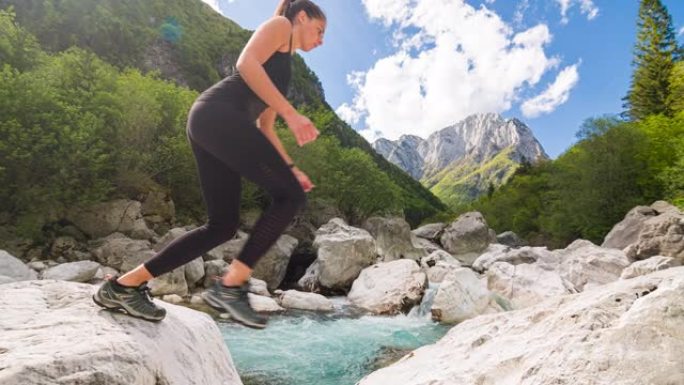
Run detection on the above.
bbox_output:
[138,284,155,303]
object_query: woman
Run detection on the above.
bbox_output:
[93,0,326,329]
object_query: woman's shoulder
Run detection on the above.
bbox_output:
[264,16,293,31]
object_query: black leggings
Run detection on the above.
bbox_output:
[144,101,306,277]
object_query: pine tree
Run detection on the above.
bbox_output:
[624,0,681,120]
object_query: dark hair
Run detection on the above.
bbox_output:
[274,0,326,22]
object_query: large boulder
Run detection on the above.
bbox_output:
[359,267,684,385]
[624,202,684,264]
[251,234,298,290]
[298,218,376,292]
[0,280,242,385]
[411,223,447,241]
[362,216,428,262]
[140,187,176,234]
[602,205,657,249]
[431,268,503,323]
[347,259,427,315]
[0,250,37,282]
[67,199,156,240]
[486,261,569,309]
[557,239,631,292]
[440,212,495,265]
[90,233,155,272]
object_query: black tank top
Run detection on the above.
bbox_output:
[198,33,293,121]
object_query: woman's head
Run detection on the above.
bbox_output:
[275,0,326,52]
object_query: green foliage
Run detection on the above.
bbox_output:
[668,62,684,114]
[624,0,681,120]
[0,8,43,70]
[279,122,403,224]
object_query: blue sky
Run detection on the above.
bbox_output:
[202,0,684,159]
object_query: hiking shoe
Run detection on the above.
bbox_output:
[202,281,267,329]
[93,277,166,322]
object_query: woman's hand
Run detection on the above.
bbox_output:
[292,167,315,192]
[284,111,319,146]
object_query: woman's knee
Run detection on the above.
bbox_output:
[205,218,240,241]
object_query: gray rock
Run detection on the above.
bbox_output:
[624,205,684,264]
[363,216,428,262]
[412,223,447,241]
[298,218,377,291]
[42,261,101,282]
[203,260,228,288]
[90,233,155,271]
[0,250,37,282]
[440,212,494,265]
[496,231,527,247]
[602,205,657,250]
[67,199,156,240]
[184,257,205,289]
[251,234,298,290]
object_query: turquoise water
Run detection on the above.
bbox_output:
[218,295,449,385]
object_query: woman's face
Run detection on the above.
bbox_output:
[297,12,326,51]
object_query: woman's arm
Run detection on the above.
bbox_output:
[257,108,294,166]
[237,16,296,119]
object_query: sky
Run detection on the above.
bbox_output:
[201,0,684,159]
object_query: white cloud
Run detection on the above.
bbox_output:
[521,63,579,118]
[557,0,598,25]
[338,0,571,142]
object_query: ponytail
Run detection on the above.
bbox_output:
[274,0,326,22]
[274,0,293,17]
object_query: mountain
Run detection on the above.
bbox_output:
[373,113,548,207]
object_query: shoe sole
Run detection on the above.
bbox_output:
[201,292,266,329]
[92,291,164,323]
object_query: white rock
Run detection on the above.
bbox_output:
[348,259,427,314]
[279,290,333,312]
[557,239,630,291]
[420,250,461,283]
[0,250,37,281]
[162,294,184,304]
[431,268,502,323]
[0,280,241,385]
[248,277,270,297]
[299,218,377,291]
[359,267,684,385]
[487,261,569,309]
[621,255,677,279]
[248,293,285,312]
[41,261,101,282]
